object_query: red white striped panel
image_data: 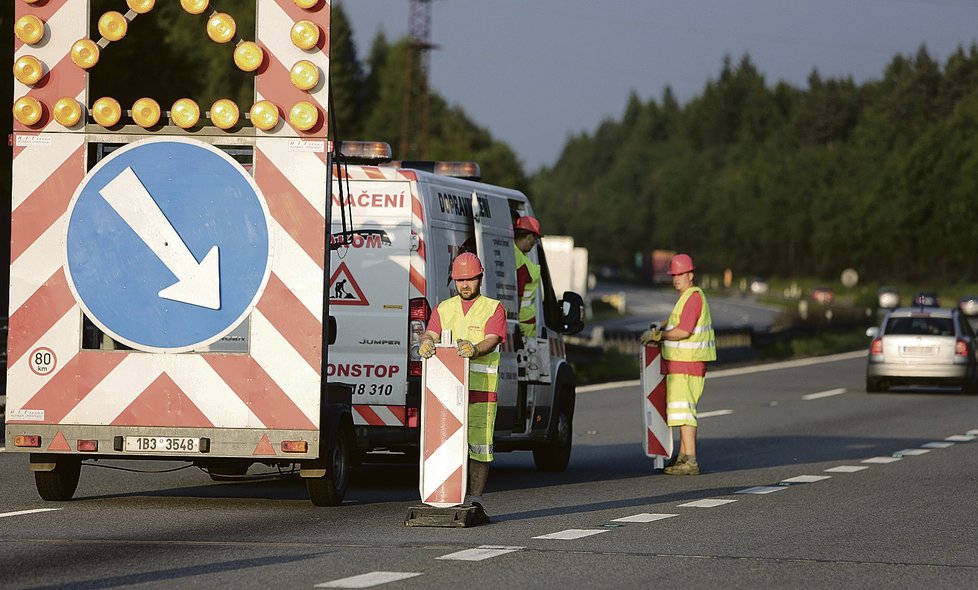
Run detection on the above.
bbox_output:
[641,345,672,459]
[410,192,427,298]
[353,405,407,427]
[420,347,469,507]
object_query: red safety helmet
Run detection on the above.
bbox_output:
[451,252,484,280]
[514,215,542,236]
[668,253,695,275]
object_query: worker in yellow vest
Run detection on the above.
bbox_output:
[418,252,506,522]
[514,215,542,341]
[641,253,716,475]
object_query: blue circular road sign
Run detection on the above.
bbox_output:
[65,138,272,353]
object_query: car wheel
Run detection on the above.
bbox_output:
[307,423,352,506]
[533,396,573,472]
[35,457,82,501]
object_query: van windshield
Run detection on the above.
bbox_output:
[885,317,954,336]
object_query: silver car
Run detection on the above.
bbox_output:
[866,307,978,393]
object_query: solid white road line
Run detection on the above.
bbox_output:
[697,409,734,418]
[862,456,901,464]
[678,499,737,508]
[802,388,846,401]
[781,475,832,484]
[825,465,868,473]
[611,513,679,523]
[922,441,955,449]
[315,572,423,588]
[896,449,930,456]
[437,546,523,561]
[735,486,786,495]
[0,508,62,519]
[532,529,610,540]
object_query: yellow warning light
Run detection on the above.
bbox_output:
[207,13,236,44]
[92,97,122,128]
[98,11,128,42]
[180,0,210,15]
[250,100,280,131]
[170,98,200,129]
[291,20,320,50]
[70,39,100,70]
[53,97,83,127]
[12,96,43,126]
[233,41,264,72]
[293,0,319,9]
[132,97,161,128]
[210,99,240,130]
[289,101,318,131]
[290,60,320,91]
[13,56,44,86]
[126,0,156,14]
[15,15,45,46]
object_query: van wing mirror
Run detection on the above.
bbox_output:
[328,315,337,345]
[559,291,585,335]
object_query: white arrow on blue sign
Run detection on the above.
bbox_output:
[65,138,272,353]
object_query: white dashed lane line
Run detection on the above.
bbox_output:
[825,465,869,473]
[945,434,975,442]
[697,409,733,418]
[801,387,846,401]
[896,449,930,456]
[0,508,62,519]
[781,475,832,483]
[862,456,901,464]
[532,529,610,540]
[315,572,423,588]
[922,441,955,449]
[437,546,523,561]
[735,486,786,495]
[678,499,737,508]
[611,513,679,523]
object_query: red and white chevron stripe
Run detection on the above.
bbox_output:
[419,347,469,508]
[6,1,331,458]
[641,345,673,461]
[353,404,406,427]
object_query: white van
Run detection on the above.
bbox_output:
[329,143,585,471]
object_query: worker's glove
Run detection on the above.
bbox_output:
[456,339,477,358]
[640,329,663,345]
[418,338,436,359]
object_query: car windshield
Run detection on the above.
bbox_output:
[886,316,954,336]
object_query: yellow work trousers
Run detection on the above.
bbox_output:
[665,373,704,427]
[468,401,497,461]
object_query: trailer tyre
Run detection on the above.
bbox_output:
[35,457,82,501]
[533,391,573,472]
[307,423,352,507]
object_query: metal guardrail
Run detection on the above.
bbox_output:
[566,325,758,365]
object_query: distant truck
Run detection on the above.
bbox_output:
[640,249,677,284]
[541,236,589,302]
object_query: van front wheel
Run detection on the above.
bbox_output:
[533,401,573,472]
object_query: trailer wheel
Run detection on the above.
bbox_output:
[307,424,352,507]
[533,394,573,472]
[35,457,82,502]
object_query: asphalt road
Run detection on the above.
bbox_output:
[3,352,978,589]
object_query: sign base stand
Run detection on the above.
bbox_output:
[404,504,486,527]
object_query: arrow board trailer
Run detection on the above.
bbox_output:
[6,1,353,507]
[329,155,586,471]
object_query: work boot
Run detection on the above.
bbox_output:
[664,453,688,468]
[663,459,700,476]
[469,498,491,525]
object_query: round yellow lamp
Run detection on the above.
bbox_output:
[210,99,239,130]
[12,96,43,126]
[92,97,122,127]
[126,0,155,14]
[207,13,236,44]
[15,15,45,46]
[290,20,320,50]
[250,101,280,131]
[98,11,128,42]
[180,0,209,15]
[132,97,161,128]
[233,41,264,72]
[53,97,83,127]
[70,39,100,69]
[13,56,44,86]
[170,98,200,129]
[290,60,320,91]
[289,101,318,131]
[293,0,319,9]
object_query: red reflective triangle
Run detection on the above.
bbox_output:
[253,434,276,456]
[47,430,70,451]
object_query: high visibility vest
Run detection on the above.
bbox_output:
[662,286,716,362]
[436,295,502,393]
[514,245,541,338]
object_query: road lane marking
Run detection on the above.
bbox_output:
[895,449,930,456]
[945,434,975,442]
[735,486,786,495]
[612,513,679,523]
[533,529,610,540]
[781,475,831,483]
[0,508,62,519]
[862,456,901,464]
[698,409,733,418]
[922,441,955,449]
[678,499,737,508]
[802,388,846,401]
[437,546,523,561]
[825,465,868,473]
[315,572,423,588]
[967,429,978,436]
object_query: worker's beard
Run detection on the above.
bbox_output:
[458,284,481,301]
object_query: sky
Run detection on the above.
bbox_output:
[339,1,978,172]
